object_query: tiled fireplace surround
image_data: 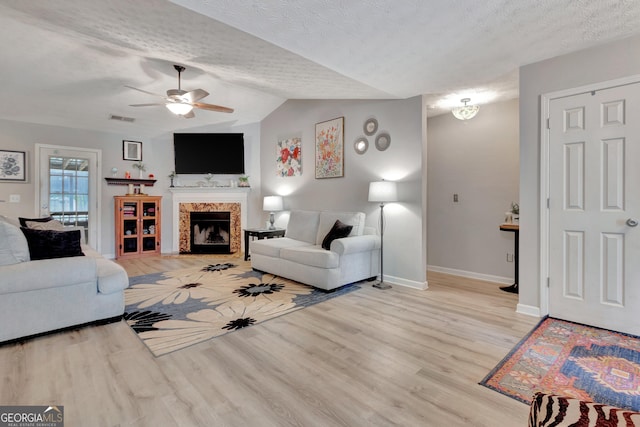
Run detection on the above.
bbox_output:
[170,188,249,255]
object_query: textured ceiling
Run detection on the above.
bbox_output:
[1,0,639,137]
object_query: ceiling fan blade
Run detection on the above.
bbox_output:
[125,85,165,98]
[183,89,209,103]
[182,110,196,119]
[129,103,164,107]
[193,102,234,113]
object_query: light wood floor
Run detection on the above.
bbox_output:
[0,255,538,426]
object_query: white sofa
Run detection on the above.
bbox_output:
[250,210,381,290]
[0,216,129,343]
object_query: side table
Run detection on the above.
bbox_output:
[244,228,286,261]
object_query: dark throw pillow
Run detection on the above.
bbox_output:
[19,216,53,228]
[20,228,84,260]
[321,219,353,250]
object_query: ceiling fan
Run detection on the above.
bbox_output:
[126,65,234,118]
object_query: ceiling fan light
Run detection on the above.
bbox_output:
[166,102,193,115]
[452,98,479,120]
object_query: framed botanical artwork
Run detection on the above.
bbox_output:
[315,117,344,179]
[277,137,302,177]
[0,150,26,181]
[123,140,142,161]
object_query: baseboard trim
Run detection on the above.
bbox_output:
[516,304,541,317]
[427,265,513,285]
[383,274,428,290]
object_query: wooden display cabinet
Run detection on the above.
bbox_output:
[114,195,162,259]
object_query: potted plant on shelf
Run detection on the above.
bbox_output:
[238,175,250,187]
[510,202,520,224]
[132,161,146,179]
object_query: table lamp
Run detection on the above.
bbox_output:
[263,196,283,230]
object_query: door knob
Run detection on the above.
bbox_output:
[626,218,638,227]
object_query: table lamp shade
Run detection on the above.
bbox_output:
[263,195,283,211]
[368,181,398,203]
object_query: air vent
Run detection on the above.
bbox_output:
[109,114,135,123]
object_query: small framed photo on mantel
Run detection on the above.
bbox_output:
[123,140,142,161]
[0,149,26,181]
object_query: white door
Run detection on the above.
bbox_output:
[36,144,101,249]
[548,83,640,335]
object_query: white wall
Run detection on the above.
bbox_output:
[519,33,640,311]
[260,97,427,288]
[427,99,519,282]
[0,118,263,256]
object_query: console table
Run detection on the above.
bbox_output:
[499,223,519,293]
[244,228,286,261]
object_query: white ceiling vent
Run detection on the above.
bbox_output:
[109,114,135,123]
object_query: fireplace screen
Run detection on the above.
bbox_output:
[189,211,231,254]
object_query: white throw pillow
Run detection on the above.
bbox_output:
[0,221,30,265]
[25,219,65,231]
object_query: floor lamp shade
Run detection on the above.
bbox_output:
[368,180,397,290]
[368,181,398,203]
[263,196,283,229]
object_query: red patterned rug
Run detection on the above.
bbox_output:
[480,317,640,411]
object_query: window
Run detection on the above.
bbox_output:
[48,156,89,231]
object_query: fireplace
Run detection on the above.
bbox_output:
[170,188,248,255]
[189,211,231,254]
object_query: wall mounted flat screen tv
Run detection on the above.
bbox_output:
[173,133,245,174]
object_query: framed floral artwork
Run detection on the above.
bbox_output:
[315,117,344,179]
[0,150,26,181]
[277,137,302,177]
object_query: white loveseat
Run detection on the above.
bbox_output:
[0,216,129,343]
[250,210,380,290]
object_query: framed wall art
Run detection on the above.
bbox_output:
[277,137,302,177]
[363,117,378,136]
[0,150,26,181]
[123,140,142,161]
[315,117,344,179]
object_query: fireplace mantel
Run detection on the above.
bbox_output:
[169,186,250,194]
[170,188,249,254]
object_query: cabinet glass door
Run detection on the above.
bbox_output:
[141,201,157,253]
[122,201,138,253]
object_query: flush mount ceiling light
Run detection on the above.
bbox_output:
[452,98,479,120]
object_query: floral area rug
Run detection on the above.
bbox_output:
[480,317,640,411]
[124,260,359,356]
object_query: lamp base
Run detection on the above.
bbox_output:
[372,281,392,290]
[268,212,276,230]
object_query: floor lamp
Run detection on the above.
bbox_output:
[368,180,398,289]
